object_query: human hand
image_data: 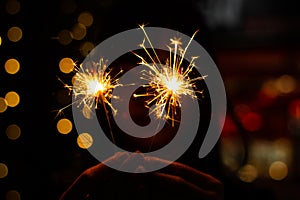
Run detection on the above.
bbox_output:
[59,151,223,200]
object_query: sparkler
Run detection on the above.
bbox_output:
[56,58,123,143]
[133,25,207,126]
[57,58,122,118]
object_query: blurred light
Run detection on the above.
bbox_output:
[0,163,8,178]
[59,57,75,73]
[6,190,21,200]
[220,137,245,171]
[78,11,93,28]
[261,79,279,98]
[0,97,8,113]
[5,91,20,107]
[241,112,262,132]
[234,104,251,119]
[82,105,92,119]
[57,29,72,45]
[269,161,288,181]
[6,124,21,140]
[57,118,73,134]
[7,26,22,42]
[5,58,20,74]
[6,0,21,15]
[221,115,238,136]
[77,132,93,149]
[71,23,86,40]
[0,36,2,45]
[289,99,300,118]
[237,164,258,183]
[80,41,94,57]
[275,75,296,94]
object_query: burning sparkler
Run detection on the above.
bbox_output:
[57,58,123,119]
[133,25,207,126]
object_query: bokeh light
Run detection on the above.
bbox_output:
[5,58,20,74]
[0,97,8,113]
[77,132,93,149]
[57,118,73,134]
[0,36,2,46]
[71,23,86,40]
[275,75,296,94]
[57,29,73,46]
[240,112,262,132]
[269,161,288,181]
[5,190,21,200]
[80,41,94,57]
[289,99,300,118]
[5,0,21,15]
[78,11,93,28]
[237,164,258,183]
[59,57,75,74]
[5,91,20,107]
[6,124,21,140]
[7,26,22,42]
[0,163,8,179]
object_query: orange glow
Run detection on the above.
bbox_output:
[5,58,20,74]
[5,91,20,107]
[6,124,21,140]
[77,133,93,149]
[269,161,288,181]
[7,26,22,42]
[59,57,75,73]
[71,23,86,40]
[0,97,8,113]
[57,118,73,134]
[80,41,94,57]
[0,163,8,178]
[6,190,21,200]
[237,164,258,183]
[58,29,72,45]
[78,11,93,27]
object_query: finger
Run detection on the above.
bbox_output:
[147,172,222,200]
[144,156,223,195]
[59,151,129,200]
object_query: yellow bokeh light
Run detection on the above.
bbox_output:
[5,58,20,74]
[57,118,73,134]
[0,36,2,46]
[275,75,296,94]
[71,23,87,40]
[0,163,8,178]
[6,190,21,200]
[269,161,288,181]
[78,11,93,27]
[5,91,20,107]
[58,29,72,45]
[6,124,21,140]
[237,164,258,183]
[59,57,75,73]
[80,41,94,57]
[6,0,21,15]
[7,26,22,42]
[77,133,93,149]
[0,97,8,113]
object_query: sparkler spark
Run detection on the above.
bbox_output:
[56,58,122,120]
[133,25,207,126]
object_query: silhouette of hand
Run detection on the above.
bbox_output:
[59,151,223,200]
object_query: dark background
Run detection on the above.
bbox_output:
[1,0,300,199]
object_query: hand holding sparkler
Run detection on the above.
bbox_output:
[59,151,224,200]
